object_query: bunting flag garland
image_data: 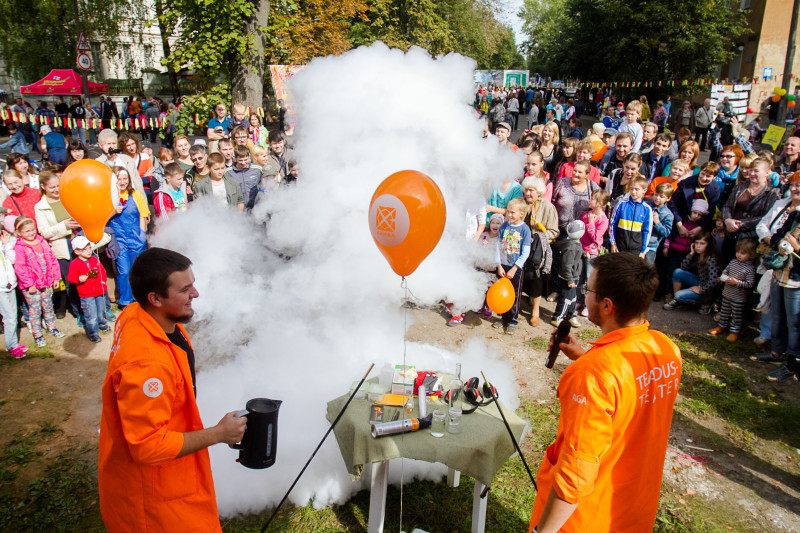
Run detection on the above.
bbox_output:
[572,74,786,91]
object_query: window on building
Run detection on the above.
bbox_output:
[740,0,751,9]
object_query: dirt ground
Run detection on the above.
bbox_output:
[1,296,799,530]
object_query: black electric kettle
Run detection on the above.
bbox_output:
[232,398,282,469]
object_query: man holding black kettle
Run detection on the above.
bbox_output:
[97,248,246,533]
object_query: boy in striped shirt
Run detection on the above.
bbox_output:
[709,239,757,342]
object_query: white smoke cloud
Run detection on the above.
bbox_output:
[150,42,524,516]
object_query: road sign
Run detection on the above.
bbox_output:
[77,33,91,51]
[77,53,93,70]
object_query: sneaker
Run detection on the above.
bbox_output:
[726,333,739,343]
[546,292,559,302]
[753,336,769,346]
[99,325,112,332]
[77,316,86,328]
[580,306,589,317]
[569,317,581,328]
[34,336,46,348]
[9,346,26,359]
[483,308,492,319]
[492,321,505,330]
[750,352,786,364]
[18,344,28,354]
[709,326,726,336]
[89,336,102,343]
[767,365,794,383]
[105,311,116,322]
[663,299,681,310]
[48,328,65,338]
[698,304,713,315]
[550,318,561,327]
[447,315,464,326]
[505,324,517,334]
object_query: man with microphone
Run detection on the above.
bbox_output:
[530,253,682,533]
[98,248,246,532]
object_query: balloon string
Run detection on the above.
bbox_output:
[399,279,409,533]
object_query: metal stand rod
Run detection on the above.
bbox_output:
[481,371,537,492]
[260,363,375,532]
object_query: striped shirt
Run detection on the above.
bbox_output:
[721,259,755,302]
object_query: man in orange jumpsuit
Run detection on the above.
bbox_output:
[98,248,246,533]
[530,253,682,533]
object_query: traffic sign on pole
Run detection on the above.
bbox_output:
[77,53,93,70]
[77,33,91,51]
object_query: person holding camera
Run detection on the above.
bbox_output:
[98,248,246,533]
[95,129,145,199]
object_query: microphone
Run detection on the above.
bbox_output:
[546,319,572,369]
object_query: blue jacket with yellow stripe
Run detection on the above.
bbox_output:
[608,195,653,255]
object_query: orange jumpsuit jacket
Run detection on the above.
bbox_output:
[530,321,682,532]
[98,303,221,533]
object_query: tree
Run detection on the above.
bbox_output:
[0,0,142,83]
[520,0,749,84]
[162,0,270,109]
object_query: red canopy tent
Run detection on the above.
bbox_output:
[20,69,108,96]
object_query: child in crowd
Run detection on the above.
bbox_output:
[524,151,551,200]
[0,222,26,358]
[609,175,652,257]
[709,239,757,342]
[664,230,720,312]
[645,159,690,200]
[287,160,298,184]
[662,198,709,300]
[645,183,674,264]
[482,213,503,245]
[151,147,174,190]
[618,100,643,152]
[13,216,63,347]
[218,138,235,168]
[551,219,585,327]
[577,190,609,316]
[67,236,110,343]
[154,162,189,220]
[493,198,531,334]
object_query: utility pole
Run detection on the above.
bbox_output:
[74,0,92,110]
[778,0,800,125]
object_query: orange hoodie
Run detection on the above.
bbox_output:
[530,322,681,532]
[98,303,221,533]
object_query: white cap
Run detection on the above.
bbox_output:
[71,235,91,250]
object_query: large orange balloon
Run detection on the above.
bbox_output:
[60,160,117,243]
[368,170,446,277]
[487,278,514,314]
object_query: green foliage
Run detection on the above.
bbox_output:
[172,84,232,136]
[520,0,749,85]
[161,0,261,81]
[0,0,145,83]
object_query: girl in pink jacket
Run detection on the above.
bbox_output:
[13,216,65,347]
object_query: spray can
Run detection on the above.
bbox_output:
[418,384,427,418]
[370,415,432,438]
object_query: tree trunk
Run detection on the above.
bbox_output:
[231,0,270,110]
[154,0,180,101]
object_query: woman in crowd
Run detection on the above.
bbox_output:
[751,173,800,382]
[506,93,520,131]
[720,156,779,265]
[521,176,558,326]
[64,139,88,166]
[107,165,149,310]
[715,144,744,200]
[539,122,563,176]
[173,134,193,171]
[7,153,39,190]
[670,162,722,234]
[662,140,701,177]
[663,231,719,312]
[248,113,269,148]
[671,100,695,133]
[557,140,600,185]
[555,137,578,177]
[119,132,155,203]
[605,153,643,209]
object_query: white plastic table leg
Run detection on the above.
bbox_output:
[368,460,389,533]
[471,480,487,533]
[447,467,460,487]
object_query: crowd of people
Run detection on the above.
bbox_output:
[0,99,297,354]
[467,84,800,384]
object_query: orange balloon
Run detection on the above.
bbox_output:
[59,160,117,243]
[487,277,515,314]
[789,101,797,109]
[772,94,782,103]
[368,170,446,277]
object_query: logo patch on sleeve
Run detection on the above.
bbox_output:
[143,378,163,398]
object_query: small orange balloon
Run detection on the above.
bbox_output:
[368,170,446,277]
[789,101,797,109]
[487,278,515,314]
[60,160,116,243]
[772,94,782,103]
